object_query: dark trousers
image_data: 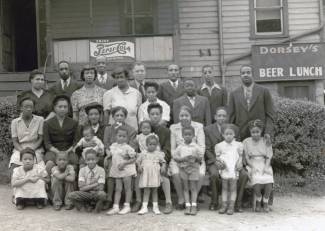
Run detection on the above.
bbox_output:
[16,197,46,206]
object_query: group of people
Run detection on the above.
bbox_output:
[9,57,276,217]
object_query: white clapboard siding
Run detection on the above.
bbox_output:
[135,37,173,61]
[53,40,90,64]
[177,0,220,78]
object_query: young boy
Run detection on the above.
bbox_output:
[68,149,106,213]
[51,152,76,211]
[173,126,204,215]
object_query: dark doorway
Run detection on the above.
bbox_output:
[13,0,38,71]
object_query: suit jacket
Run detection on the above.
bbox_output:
[129,79,146,102]
[198,86,228,120]
[157,80,185,107]
[95,73,116,90]
[204,123,223,166]
[43,116,79,151]
[228,84,275,140]
[173,95,212,126]
[48,79,82,99]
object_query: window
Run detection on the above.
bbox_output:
[121,0,155,35]
[250,0,288,38]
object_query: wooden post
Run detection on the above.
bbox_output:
[172,0,180,65]
[45,0,53,70]
[35,0,41,68]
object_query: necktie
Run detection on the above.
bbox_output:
[99,75,105,84]
[189,97,195,107]
[63,81,67,91]
[173,82,177,89]
[245,88,252,109]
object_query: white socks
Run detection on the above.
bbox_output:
[138,202,160,215]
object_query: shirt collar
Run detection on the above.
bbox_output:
[17,114,34,122]
[61,77,71,87]
[243,83,254,92]
[169,79,178,87]
[92,124,100,132]
[86,165,98,172]
[201,82,221,90]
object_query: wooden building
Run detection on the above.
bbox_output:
[0,0,324,103]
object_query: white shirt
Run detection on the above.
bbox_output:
[187,96,196,107]
[201,83,221,95]
[138,98,170,123]
[97,73,108,84]
[61,77,71,89]
[243,83,254,107]
[169,80,178,89]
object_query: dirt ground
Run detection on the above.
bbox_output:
[0,185,324,231]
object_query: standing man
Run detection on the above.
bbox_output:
[130,62,147,102]
[173,78,211,126]
[49,61,82,99]
[48,61,82,117]
[199,65,227,121]
[228,64,275,212]
[158,64,185,123]
[95,56,116,90]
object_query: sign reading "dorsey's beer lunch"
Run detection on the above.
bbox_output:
[252,43,325,82]
[90,39,135,60]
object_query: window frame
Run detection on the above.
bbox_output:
[119,0,158,36]
[249,0,289,39]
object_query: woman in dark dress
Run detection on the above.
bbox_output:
[43,95,79,174]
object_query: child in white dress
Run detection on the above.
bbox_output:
[11,147,49,210]
[137,134,166,215]
[106,126,137,215]
[135,120,157,152]
[243,119,274,212]
[215,124,243,215]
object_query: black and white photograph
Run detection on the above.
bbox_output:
[0,0,324,230]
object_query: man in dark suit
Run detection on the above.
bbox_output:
[228,64,275,212]
[157,64,185,122]
[95,56,116,90]
[173,78,211,126]
[129,62,147,102]
[48,61,82,117]
[198,65,227,121]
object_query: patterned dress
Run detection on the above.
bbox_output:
[71,85,106,125]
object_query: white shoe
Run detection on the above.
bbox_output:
[118,205,131,215]
[138,206,148,215]
[153,206,161,215]
[106,206,120,215]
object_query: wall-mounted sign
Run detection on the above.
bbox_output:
[90,39,135,60]
[252,43,325,82]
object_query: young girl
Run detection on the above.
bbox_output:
[215,124,243,215]
[74,125,105,168]
[173,126,203,216]
[136,120,160,152]
[103,106,137,209]
[106,126,137,215]
[137,134,166,215]
[11,148,49,210]
[243,119,274,212]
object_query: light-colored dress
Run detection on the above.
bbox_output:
[12,162,48,201]
[137,150,165,188]
[71,85,106,125]
[243,137,274,185]
[109,143,137,178]
[103,86,142,130]
[10,115,44,167]
[215,140,243,180]
[169,121,206,176]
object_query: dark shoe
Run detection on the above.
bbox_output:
[190,206,198,215]
[198,194,205,203]
[236,205,244,213]
[184,206,191,215]
[36,202,45,209]
[219,202,227,214]
[227,201,235,215]
[209,203,218,211]
[175,203,185,210]
[94,201,104,213]
[103,200,112,210]
[163,203,173,214]
[255,201,262,212]
[16,204,24,210]
[53,204,61,211]
[131,201,142,213]
[74,201,83,211]
[64,204,74,210]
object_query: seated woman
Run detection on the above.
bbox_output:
[9,97,44,175]
[169,105,206,210]
[17,70,53,119]
[71,65,106,126]
[43,95,79,175]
